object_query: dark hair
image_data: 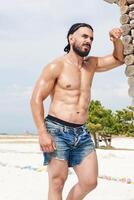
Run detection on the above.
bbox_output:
[64,23,93,53]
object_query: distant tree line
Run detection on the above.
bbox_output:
[87,100,134,148]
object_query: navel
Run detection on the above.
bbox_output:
[66,84,71,88]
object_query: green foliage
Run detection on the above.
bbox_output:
[87,100,134,147]
[87,100,118,135]
[115,107,134,136]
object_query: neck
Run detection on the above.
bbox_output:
[65,50,85,67]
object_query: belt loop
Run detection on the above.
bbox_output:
[64,126,67,132]
[82,124,85,131]
[62,125,66,133]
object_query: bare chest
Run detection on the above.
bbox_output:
[57,66,94,91]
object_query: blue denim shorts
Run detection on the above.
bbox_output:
[43,116,95,167]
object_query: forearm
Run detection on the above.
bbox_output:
[31,97,56,153]
[113,39,124,63]
[30,99,47,135]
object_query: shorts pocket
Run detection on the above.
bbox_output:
[45,120,60,135]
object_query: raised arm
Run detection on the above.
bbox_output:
[30,63,60,152]
[95,28,124,72]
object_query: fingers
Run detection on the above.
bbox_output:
[109,28,122,41]
[110,36,114,42]
[111,28,122,35]
[40,145,54,152]
[40,142,56,153]
[39,133,57,153]
[52,141,57,150]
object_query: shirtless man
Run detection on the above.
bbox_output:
[30,23,124,200]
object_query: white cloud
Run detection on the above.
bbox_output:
[92,82,129,99]
[114,83,129,97]
[0,84,32,115]
[0,0,49,11]
[0,84,32,100]
[92,80,131,110]
[0,84,33,133]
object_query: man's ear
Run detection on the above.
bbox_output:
[69,34,74,45]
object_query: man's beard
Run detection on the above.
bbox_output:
[72,43,91,57]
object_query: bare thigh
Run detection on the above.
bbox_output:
[48,158,69,183]
[73,151,98,185]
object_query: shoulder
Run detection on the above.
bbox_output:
[87,56,98,63]
[85,56,98,70]
[41,56,64,79]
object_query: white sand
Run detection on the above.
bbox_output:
[0,137,134,200]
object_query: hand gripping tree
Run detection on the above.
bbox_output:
[104,0,134,106]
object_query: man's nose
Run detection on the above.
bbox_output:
[86,38,92,44]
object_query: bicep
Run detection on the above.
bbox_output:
[32,78,55,102]
[31,67,56,102]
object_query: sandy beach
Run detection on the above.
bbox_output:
[0,135,134,200]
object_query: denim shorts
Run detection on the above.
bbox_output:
[43,115,95,167]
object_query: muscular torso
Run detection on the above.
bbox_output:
[48,57,96,124]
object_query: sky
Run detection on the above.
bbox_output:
[0,0,132,134]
